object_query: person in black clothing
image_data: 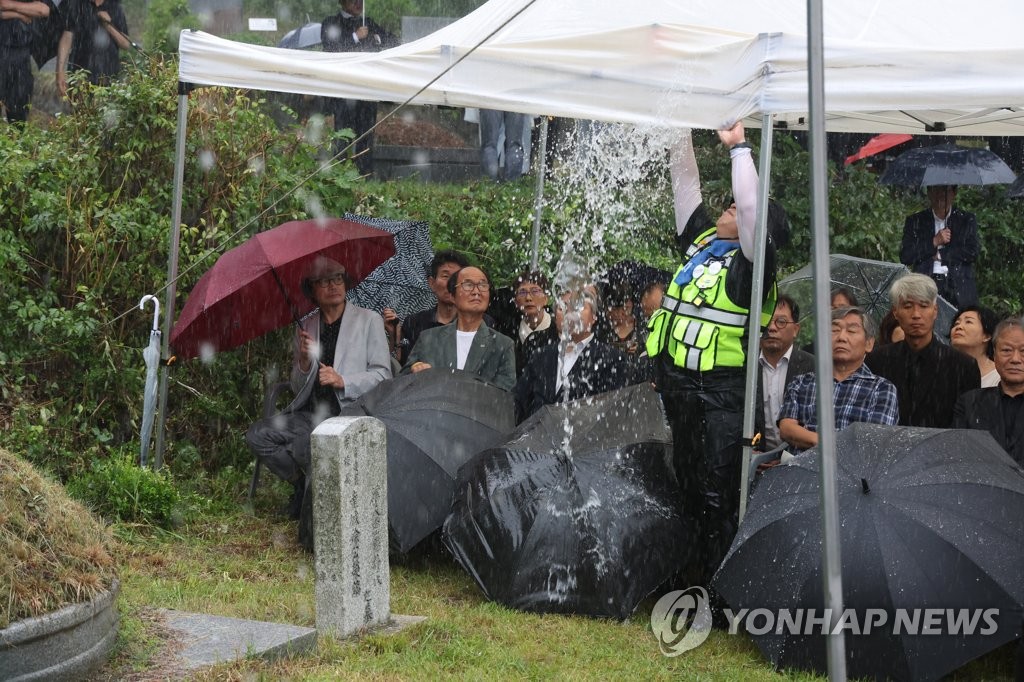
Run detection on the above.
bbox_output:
[513,287,633,423]
[900,185,979,308]
[321,0,396,175]
[865,273,979,428]
[389,249,470,365]
[510,270,556,376]
[954,317,1024,467]
[0,0,49,123]
[55,0,128,96]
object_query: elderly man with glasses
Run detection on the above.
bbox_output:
[245,256,392,518]
[510,270,557,376]
[756,294,815,451]
[402,265,516,391]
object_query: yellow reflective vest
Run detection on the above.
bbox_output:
[646,227,775,372]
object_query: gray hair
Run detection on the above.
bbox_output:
[889,273,938,307]
[832,306,876,340]
[993,317,1024,347]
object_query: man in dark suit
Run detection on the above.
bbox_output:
[514,287,634,422]
[756,294,814,451]
[954,317,1024,466]
[866,273,980,428]
[900,184,979,308]
[403,265,515,391]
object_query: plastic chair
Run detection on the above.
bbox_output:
[248,381,293,501]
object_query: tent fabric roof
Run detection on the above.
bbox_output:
[178,0,1024,135]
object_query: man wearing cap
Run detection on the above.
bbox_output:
[246,256,392,518]
[646,122,789,586]
[900,184,979,308]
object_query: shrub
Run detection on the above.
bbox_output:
[67,452,182,527]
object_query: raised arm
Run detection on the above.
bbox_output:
[669,131,701,237]
[718,122,759,261]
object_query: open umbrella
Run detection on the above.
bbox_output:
[169,218,394,360]
[138,295,161,467]
[277,22,322,50]
[1008,174,1024,199]
[343,213,435,320]
[879,144,1016,187]
[337,368,515,553]
[843,133,912,166]
[443,383,690,620]
[714,423,1024,681]
[779,254,956,342]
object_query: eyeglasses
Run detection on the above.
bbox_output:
[458,280,491,293]
[313,275,346,289]
[770,317,793,329]
[516,287,544,298]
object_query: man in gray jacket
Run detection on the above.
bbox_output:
[246,256,391,517]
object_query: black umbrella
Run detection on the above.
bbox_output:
[338,369,514,553]
[278,22,322,50]
[879,144,1016,187]
[443,384,691,620]
[714,423,1024,681]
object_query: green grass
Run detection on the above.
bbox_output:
[96,480,1016,680]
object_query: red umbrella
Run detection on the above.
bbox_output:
[844,133,913,166]
[170,218,395,359]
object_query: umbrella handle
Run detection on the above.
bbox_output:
[139,294,161,332]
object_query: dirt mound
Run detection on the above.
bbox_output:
[376,117,473,148]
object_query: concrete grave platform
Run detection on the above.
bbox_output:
[158,609,426,673]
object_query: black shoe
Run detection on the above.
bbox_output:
[285,477,305,520]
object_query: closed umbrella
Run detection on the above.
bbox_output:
[714,423,1024,681]
[138,295,161,467]
[169,218,394,360]
[879,144,1016,187]
[444,384,691,620]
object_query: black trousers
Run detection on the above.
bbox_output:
[0,48,33,124]
[327,97,377,175]
[657,361,746,584]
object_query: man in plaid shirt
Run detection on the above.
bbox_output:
[778,306,899,453]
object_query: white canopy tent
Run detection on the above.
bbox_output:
[178,0,1024,135]
[160,5,1022,676]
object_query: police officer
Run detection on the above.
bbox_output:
[647,122,788,584]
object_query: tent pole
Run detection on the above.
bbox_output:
[154,84,192,470]
[808,0,847,679]
[738,113,774,524]
[529,116,549,270]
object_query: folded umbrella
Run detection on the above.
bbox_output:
[339,368,515,553]
[169,218,394,360]
[138,295,161,467]
[714,423,1024,681]
[444,383,691,620]
[879,144,1016,187]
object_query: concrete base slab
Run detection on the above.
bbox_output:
[158,609,317,671]
[157,610,426,672]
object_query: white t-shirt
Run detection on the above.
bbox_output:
[932,211,950,275]
[456,330,477,370]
